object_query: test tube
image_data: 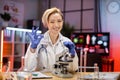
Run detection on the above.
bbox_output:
[83,50,87,72]
[6,61,11,72]
[94,63,99,79]
[80,48,83,72]
[17,56,24,72]
[21,56,24,68]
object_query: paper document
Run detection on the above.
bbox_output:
[32,72,52,79]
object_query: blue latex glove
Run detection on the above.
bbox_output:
[63,41,76,58]
[27,27,43,49]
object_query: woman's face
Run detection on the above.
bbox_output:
[47,13,63,35]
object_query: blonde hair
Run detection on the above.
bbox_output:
[42,7,63,28]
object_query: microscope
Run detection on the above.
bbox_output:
[52,52,73,78]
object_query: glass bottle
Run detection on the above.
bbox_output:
[94,63,99,79]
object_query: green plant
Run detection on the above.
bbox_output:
[61,22,75,38]
[0,12,11,21]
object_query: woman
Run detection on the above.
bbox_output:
[24,7,78,73]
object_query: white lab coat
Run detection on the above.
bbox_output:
[24,31,78,72]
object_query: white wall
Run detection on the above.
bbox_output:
[23,0,40,27]
[19,0,40,27]
[100,0,120,71]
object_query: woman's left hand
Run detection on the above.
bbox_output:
[63,41,75,58]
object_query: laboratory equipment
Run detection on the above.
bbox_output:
[17,56,25,71]
[78,48,101,79]
[81,72,120,80]
[52,53,74,78]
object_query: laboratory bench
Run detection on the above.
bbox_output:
[38,72,120,80]
[0,72,120,80]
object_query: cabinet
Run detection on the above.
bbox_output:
[0,27,41,71]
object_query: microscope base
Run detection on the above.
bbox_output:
[52,72,73,78]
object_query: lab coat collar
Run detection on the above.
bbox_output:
[41,31,64,46]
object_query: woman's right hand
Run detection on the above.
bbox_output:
[27,27,43,49]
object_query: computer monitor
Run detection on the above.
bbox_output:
[71,32,110,56]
